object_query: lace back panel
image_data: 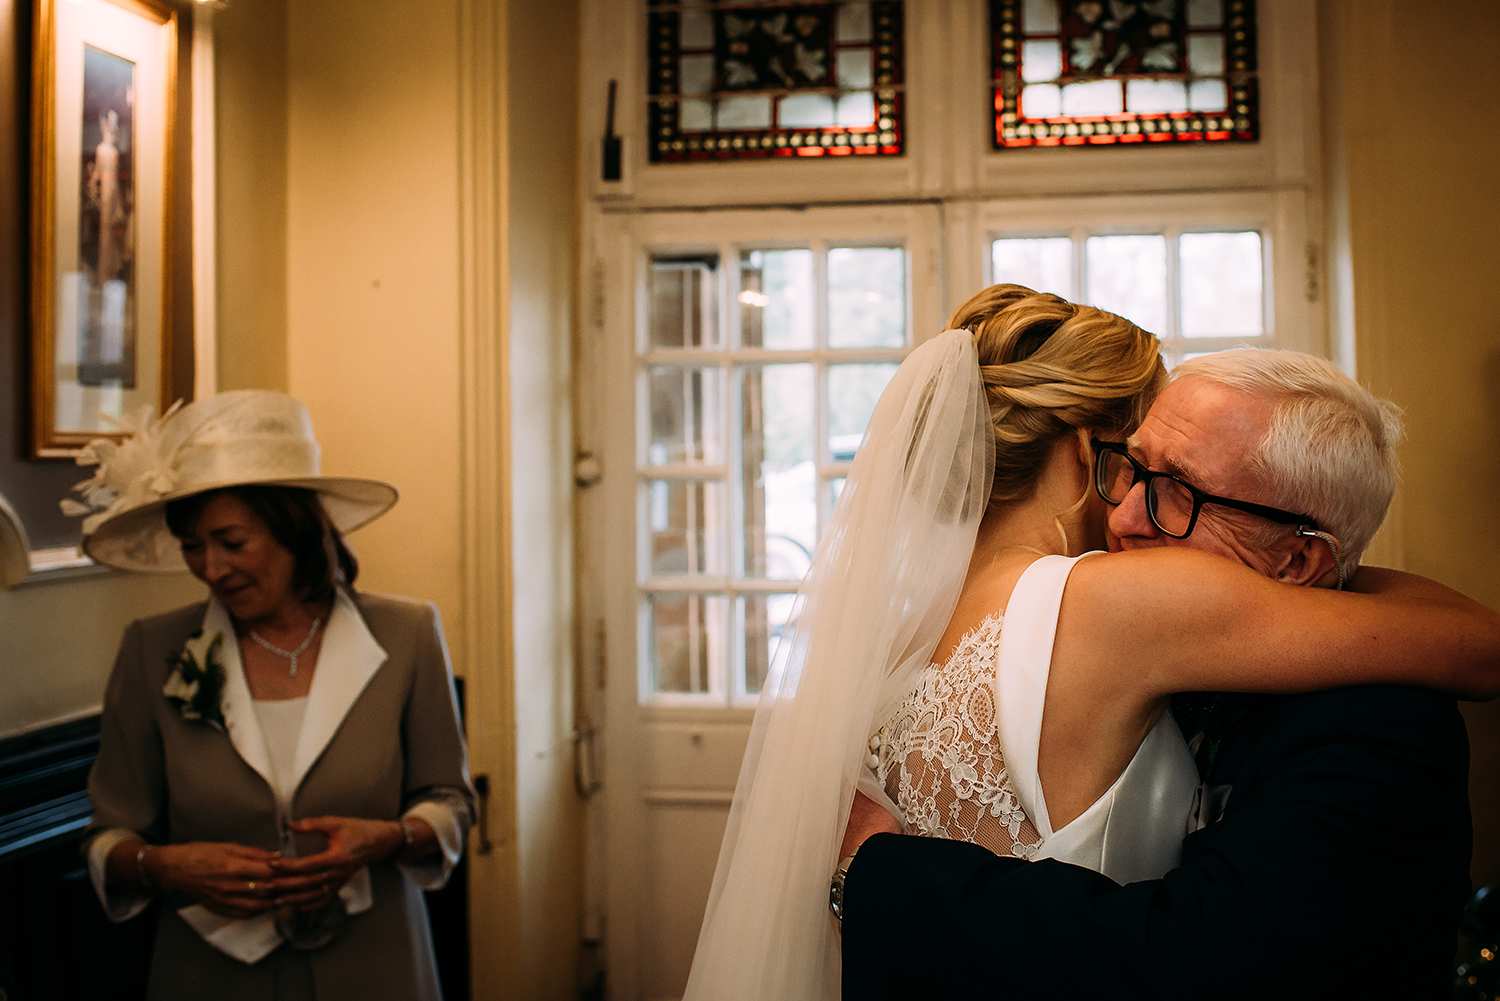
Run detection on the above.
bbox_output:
[876,611,1042,859]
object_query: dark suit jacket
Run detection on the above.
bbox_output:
[842,686,1471,1000]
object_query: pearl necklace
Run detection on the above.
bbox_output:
[248,615,323,677]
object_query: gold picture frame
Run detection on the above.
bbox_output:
[30,0,177,458]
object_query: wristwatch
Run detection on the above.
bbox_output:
[829,852,858,926]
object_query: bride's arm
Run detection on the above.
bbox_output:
[1062,547,1500,701]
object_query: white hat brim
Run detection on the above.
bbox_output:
[0,492,31,588]
[82,476,398,573]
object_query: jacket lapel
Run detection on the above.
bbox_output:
[288,589,388,795]
[204,599,276,788]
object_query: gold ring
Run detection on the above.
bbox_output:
[248,880,257,892]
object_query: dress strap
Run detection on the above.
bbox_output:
[994,552,1092,839]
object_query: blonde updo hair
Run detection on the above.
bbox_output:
[947,284,1166,507]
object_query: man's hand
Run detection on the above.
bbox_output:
[840,791,900,860]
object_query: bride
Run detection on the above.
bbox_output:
[682,284,1500,1000]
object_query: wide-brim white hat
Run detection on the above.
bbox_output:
[0,491,31,587]
[65,390,398,573]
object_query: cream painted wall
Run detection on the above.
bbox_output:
[507,4,583,997]
[1334,0,1500,883]
[213,0,289,393]
[279,2,586,997]
[284,0,465,649]
[0,572,202,738]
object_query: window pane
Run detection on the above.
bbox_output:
[741,364,815,578]
[648,367,724,465]
[1187,33,1225,75]
[680,9,713,47]
[1021,0,1060,33]
[837,1,872,42]
[648,480,727,577]
[779,94,836,128]
[649,259,719,349]
[1126,80,1189,115]
[1021,39,1060,82]
[740,592,800,696]
[992,237,1073,298]
[1187,0,1223,28]
[1188,79,1228,112]
[1085,235,1167,334]
[680,54,714,96]
[828,247,905,348]
[648,593,728,695]
[828,363,899,460]
[1020,84,1061,120]
[838,49,873,88]
[681,100,713,132]
[1179,232,1263,338]
[1061,80,1122,117]
[718,95,772,129]
[836,92,876,127]
[740,250,814,349]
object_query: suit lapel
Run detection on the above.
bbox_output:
[288,590,388,796]
[205,599,276,788]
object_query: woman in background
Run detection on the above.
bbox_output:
[71,390,473,1001]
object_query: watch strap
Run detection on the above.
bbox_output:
[829,852,858,926]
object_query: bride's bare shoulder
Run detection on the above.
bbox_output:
[1065,547,1266,630]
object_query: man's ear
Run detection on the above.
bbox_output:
[1270,530,1339,588]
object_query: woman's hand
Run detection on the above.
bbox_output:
[268,816,407,910]
[136,841,282,919]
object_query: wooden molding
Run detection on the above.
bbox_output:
[456,0,521,995]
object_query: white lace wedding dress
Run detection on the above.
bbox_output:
[872,553,1199,883]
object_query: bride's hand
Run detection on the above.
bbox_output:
[839,791,901,860]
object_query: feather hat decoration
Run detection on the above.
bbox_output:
[61,391,398,573]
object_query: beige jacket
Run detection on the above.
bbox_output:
[86,590,475,1001]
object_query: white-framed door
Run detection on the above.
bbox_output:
[580,203,940,1001]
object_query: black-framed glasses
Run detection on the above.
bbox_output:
[1091,440,1318,541]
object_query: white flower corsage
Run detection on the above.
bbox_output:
[164,630,227,731]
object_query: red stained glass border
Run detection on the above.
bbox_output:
[989,0,1259,151]
[647,1,905,163]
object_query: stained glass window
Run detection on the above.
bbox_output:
[991,0,1257,149]
[647,1,904,162]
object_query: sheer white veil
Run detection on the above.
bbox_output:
[683,328,994,1000]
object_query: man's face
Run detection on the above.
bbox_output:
[1106,375,1289,578]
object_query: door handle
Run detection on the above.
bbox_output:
[472,773,495,855]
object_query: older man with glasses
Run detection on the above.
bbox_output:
[841,349,1475,1000]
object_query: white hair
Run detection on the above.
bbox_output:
[1171,349,1403,567]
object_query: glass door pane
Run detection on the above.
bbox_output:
[640,242,910,704]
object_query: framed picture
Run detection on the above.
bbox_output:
[29,0,178,457]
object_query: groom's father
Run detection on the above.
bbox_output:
[841,350,1473,1000]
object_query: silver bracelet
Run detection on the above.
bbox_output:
[135,844,157,893]
[399,817,418,853]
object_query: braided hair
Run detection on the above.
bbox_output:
[948,283,1166,507]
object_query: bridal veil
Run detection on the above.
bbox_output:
[683,328,994,1000]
